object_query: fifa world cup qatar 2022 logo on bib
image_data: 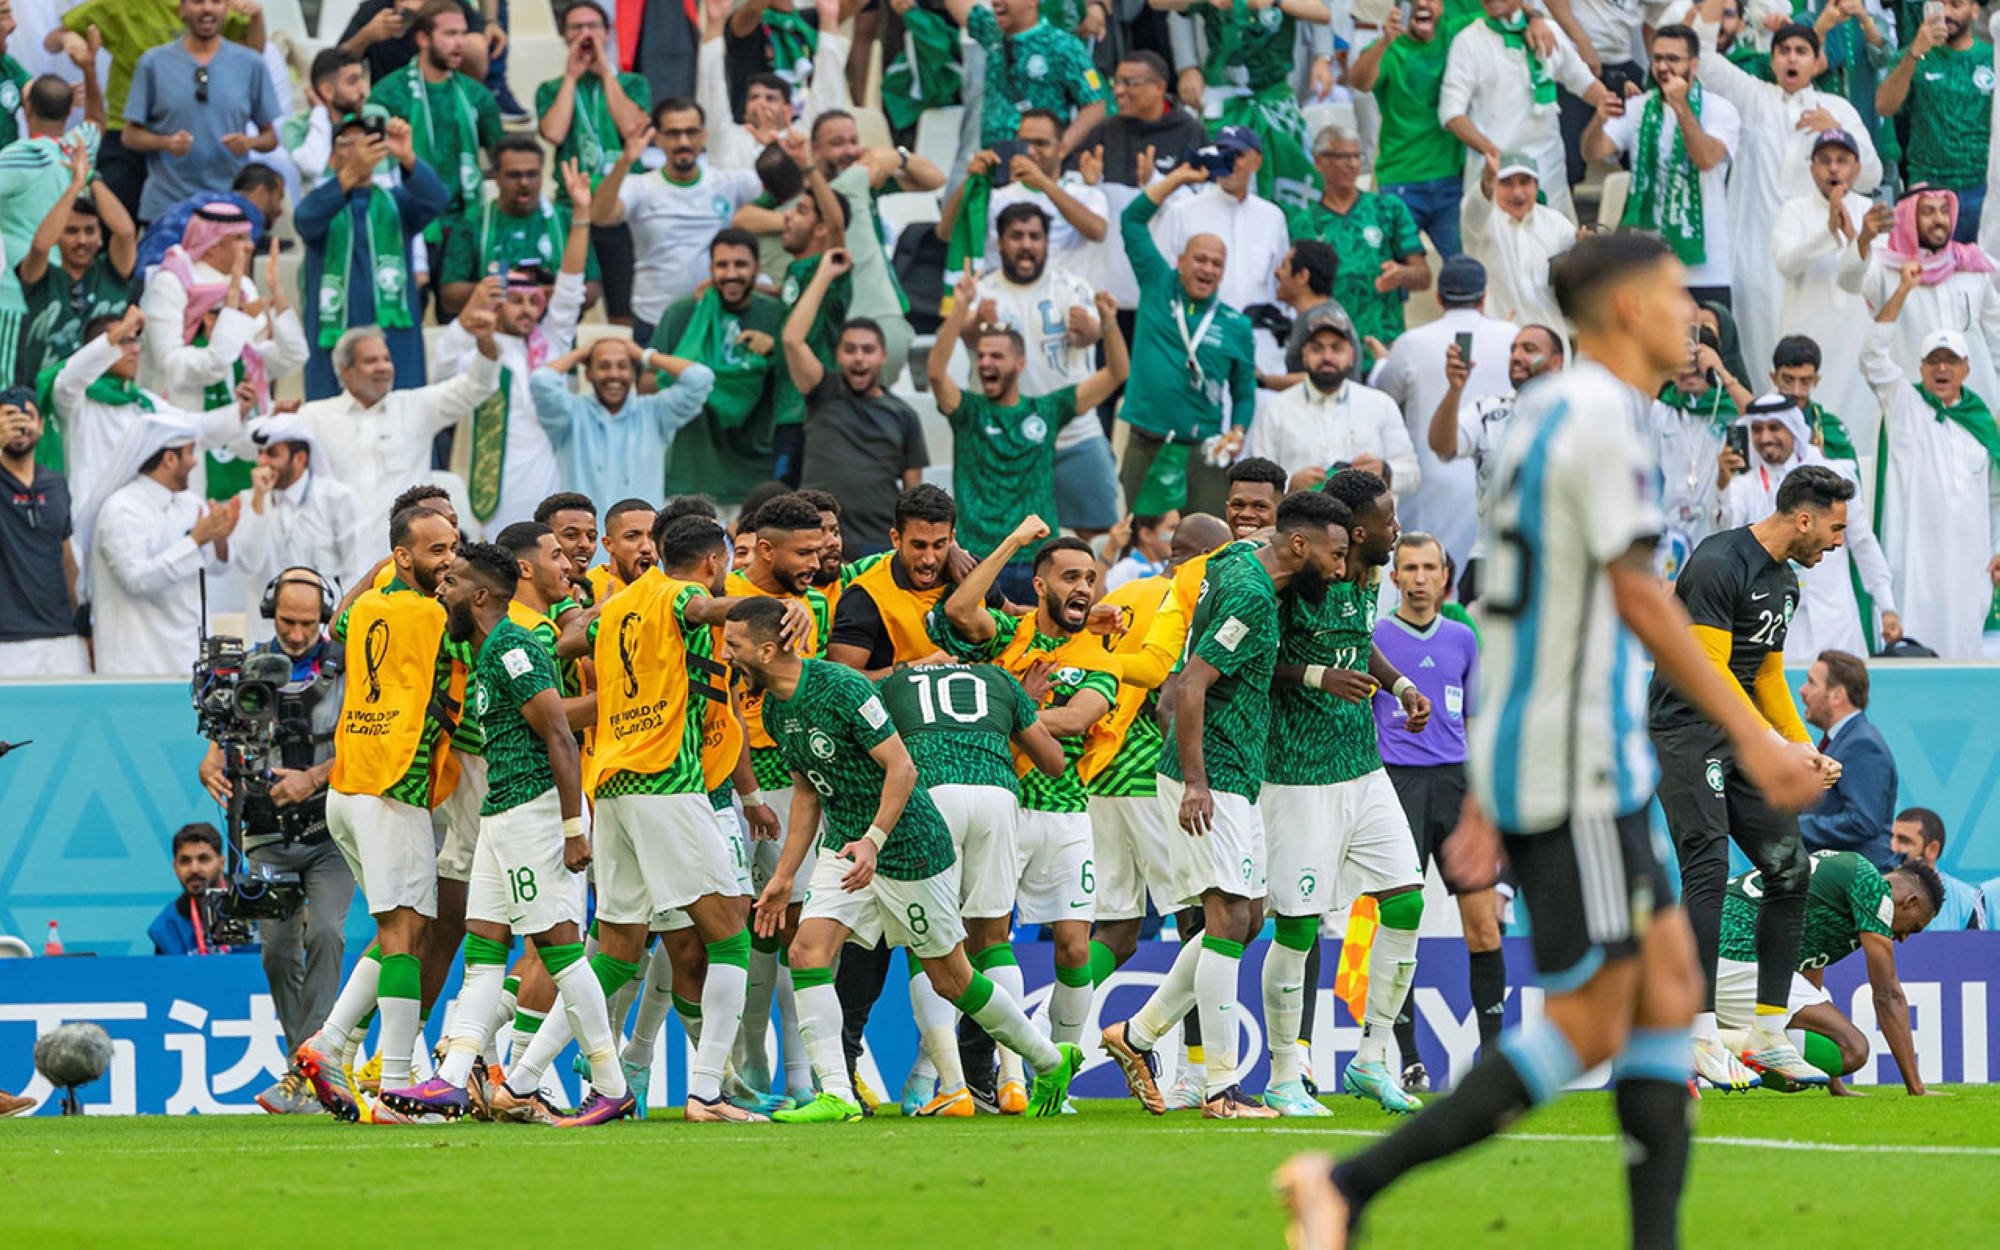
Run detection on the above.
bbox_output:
[616,612,643,698]
[363,619,391,703]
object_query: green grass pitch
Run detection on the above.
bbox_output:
[6,1089,1998,1246]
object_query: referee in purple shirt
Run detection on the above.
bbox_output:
[1371,532,1507,1088]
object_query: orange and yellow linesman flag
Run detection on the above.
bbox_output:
[1334,897,1379,1025]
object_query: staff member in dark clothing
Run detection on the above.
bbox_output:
[1647,464,1847,1093]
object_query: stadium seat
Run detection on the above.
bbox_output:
[876,190,941,251]
[0,935,31,959]
[853,106,893,151]
[574,322,633,349]
[1301,100,1357,142]
[914,105,963,174]
[508,37,570,114]
[512,0,557,39]
[314,0,364,44]
[1598,171,1630,229]
[261,0,310,56]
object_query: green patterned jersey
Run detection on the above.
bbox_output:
[1903,41,1994,190]
[942,387,1077,565]
[591,583,712,800]
[929,607,1120,813]
[1196,1,1297,92]
[964,6,1108,146]
[1720,850,1893,970]
[1268,577,1382,786]
[1159,555,1279,800]
[1088,691,1162,798]
[760,658,955,880]
[471,618,560,816]
[877,664,1040,794]
[1287,193,1424,352]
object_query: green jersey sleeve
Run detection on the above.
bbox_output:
[492,635,557,710]
[1191,582,1272,678]
[926,601,1020,662]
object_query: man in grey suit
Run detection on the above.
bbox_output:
[1798,650,1898,869]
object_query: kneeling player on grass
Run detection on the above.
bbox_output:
[877,660,1068,1115]
[725,598,1084,1122]
[1714,850,1944,1095]
[1275,234,1824,1249]
[379,544,627,1125]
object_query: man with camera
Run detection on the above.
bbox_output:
[196,569,355,1116]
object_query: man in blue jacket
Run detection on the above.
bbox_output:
[149,823,254,955]
[1798,650,1897,868]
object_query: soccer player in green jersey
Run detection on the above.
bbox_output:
[1260,469,1434,1117]
[878,660,1066,1116]
[725,597,1084,1122]
[1102,490,1352,1119]
[1714,851,1944,1094]
[379,543,632,1125]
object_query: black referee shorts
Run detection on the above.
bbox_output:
[1503,810,1676,994]
[1387,762,1474,892]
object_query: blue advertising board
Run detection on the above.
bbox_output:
[1,935,1991,1115]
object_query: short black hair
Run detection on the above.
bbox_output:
[84,311,126,345]
[1276,489,1349,537]
[604,497,656,527]
[811,109,854,143]
[1651,22,1700,57]
[534,491,597,524]
[1896,806,1947,852]
[655,514,729,569]
[309,46,360,89]
[1771,21,1820,54]
[233,164,285,199]
[756,142,804,204]
[558,0,612,31]
[1227,456,1288,491]
[795,487,841,518]
[492,134,545,169]
[1521,324,1567,359]
[458,540,521,594]
[391,483,453,520]
[390,503,451,550]
[172,822,223,856]
[737,480,795,531]
[995,201,1051,237]
[745,71,792,102]
[1773,334,1822,372]
[1017,107,1064,134]
[710,226,761,263]
[894,483,957,529]
[1551,233,1675,327]
[1285,240,1337,297]
[495,520,553,564]
[653,96,705,128]
[657,494,720,525]
[1033,534,1095,572]
[1117,50,1171,82]
[1892,859,1947,917]
[1323,468,1392,521]
[727,594,789,639]
[755,493,825,536]
[1773,464,1855,514]
[839,317,885,350]
[26,75,71,124]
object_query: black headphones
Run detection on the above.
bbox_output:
[261,567,337,623]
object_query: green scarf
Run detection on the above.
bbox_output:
[881,6,964,133]
[1806,401,1857,464]
[1621,83,1706,266]
[467,365,512,523]
[1916,384,2000,630]
[86,375,152,409]
[946,171,991,274]
[1487,13,1555,106]
[1656,380,1736,433]
[407,62,483,205]
[31,360,62,473]
[764,11,818,83]
[480,199,566,273]
[672,289,772,427]
[320,189,412,347]
[569,77,617,180]
[1132,438,1191,514]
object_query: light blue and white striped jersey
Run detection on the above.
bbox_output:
[1468,361,1664,834]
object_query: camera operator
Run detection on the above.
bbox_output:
[148,823,241,955]
[196,569,355,1115]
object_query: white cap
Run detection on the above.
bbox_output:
[1920,329,1970,361]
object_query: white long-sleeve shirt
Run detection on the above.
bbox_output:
[431,271,585,534]
[88,474,229,677]
[1149,183,1290,313]
[1648,398,1728,575]
[1840,254,2000,424]
[1692,26,1881,371]
[1772,191,1874,459]
[1719,451,1896,658]
[1439,22,1599,220]
[1861,322,2000,659]
[287,352,502,535]
[1461,191,1573,332]
[229,467,367,645]
[1244,376,1419,493]
[698,29,851,171]
[139,267,311,415]
[55,332,245,511]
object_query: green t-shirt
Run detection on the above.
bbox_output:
[1289,193,1424,349]
[773,253,852,427]
[759,658,955,881]
[590,583,712,799]
[1158,555,1278,800]
[22,253,132,383]
[1904,40,1995,190]
[330,577,474,807]
[472,618,560,816]
[965,6,1108,146]
[534,71,653,200]
[0,56,30,149]
[877,663,1040,795]
[943,386,1078,564]
[653,290,789,504]
[367,67,504,215]
[927,608,1120,813]
[1719,850,1894,970]
[1119,194,1258,440]
[440,199,574,285]
[1268,578,1382,786]
[1195,2,1298,92]
[1371,18,1477,186]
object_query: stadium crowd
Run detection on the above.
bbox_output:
[0,0,1996,1131]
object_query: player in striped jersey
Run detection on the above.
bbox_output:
[933,517,1120,1111]
[1277,233,1824,1250]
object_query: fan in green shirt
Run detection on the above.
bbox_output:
[366,15,504,224]
[928,276,1128,564]
[1289,128,1430,359]
[534,2,652,205]
[1877,4,1993,195]
[946,0,1109,148]
[1348,4,1479,189]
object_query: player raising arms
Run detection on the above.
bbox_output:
[1101,490,1352,1120]
[1276,233,1822,1249]
[378,543,624,1125]
[726,598,1084,1123]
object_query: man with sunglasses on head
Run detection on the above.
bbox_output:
[122,0,278,226]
